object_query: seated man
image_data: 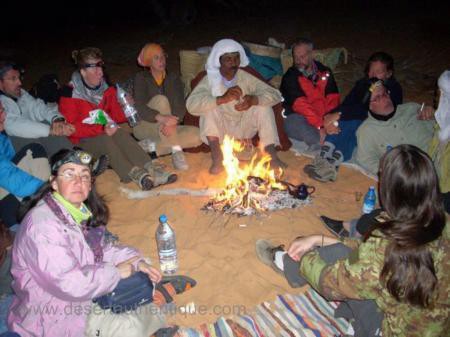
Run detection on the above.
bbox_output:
[306,52,403,182]
[0,61,74,156]
[0,101,50,227]
[280,38,340,152]
[186,38,285,174]
[131,43,202,171]
[354,81,435,175]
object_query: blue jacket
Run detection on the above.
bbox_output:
[0,132,43,198]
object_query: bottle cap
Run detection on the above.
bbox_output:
[369,186,375,190]
[159,214,167,223]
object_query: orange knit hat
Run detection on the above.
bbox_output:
[137,43,163,67]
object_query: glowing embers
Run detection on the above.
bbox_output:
[203,136,311,216]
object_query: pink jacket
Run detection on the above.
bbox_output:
[8,197,140,337]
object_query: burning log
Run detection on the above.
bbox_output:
[202,136,312,216]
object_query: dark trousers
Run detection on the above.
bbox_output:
[9,135,72,157]
[0,143,47,227]
[283,243,383,337]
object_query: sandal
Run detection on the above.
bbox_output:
[128,166,154,191]
[144,163,178,187]
[154,275,197,304]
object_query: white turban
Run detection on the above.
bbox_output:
[205,39,249,97]
[435,70,450,143]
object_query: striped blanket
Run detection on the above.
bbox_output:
[178,289,350,337]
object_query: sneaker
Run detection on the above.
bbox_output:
[320,215,349,238]
[328,150,344,167]
[171,150,189,170]
[144,162,178,187]
[255,239,285,275]
[319,141,335,159]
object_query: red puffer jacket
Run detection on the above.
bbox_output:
[59,86,127,144]
[280,61,340,128]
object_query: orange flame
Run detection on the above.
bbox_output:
[212,135,285,210]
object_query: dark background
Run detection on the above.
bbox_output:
[1,0,449,103]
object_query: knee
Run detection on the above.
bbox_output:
[25,143,48,158]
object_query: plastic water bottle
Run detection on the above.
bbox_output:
[156,214,178,274]
[362,186,376,214]
[116,84,141,127]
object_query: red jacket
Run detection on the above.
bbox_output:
[59,86,127,144]
[280,61,340,128]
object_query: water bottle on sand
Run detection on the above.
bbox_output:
[156,214,178,274]
[362,186,376,214]
[116,84,141,127]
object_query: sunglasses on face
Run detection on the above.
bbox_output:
[82,61,105,69]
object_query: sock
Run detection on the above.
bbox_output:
[171,145,182,153]
[274,251,286,271]
[152,283,177,306]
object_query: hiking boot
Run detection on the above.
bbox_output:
[319,141,335,159]
[172,150,189,171]
[320,216,349,238]
[303,155,328,176]
[144,162,178,187]
[128,166,154,191]
[255,239,285,275]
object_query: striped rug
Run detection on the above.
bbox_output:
[177,289,350,337]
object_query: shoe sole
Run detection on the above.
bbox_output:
[255,239,284,275]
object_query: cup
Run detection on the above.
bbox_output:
[355,191,363,202]
[296,183,315,200]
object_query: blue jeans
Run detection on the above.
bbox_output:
[325,119,363,161]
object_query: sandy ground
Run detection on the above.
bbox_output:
[95,151,374,327]
[3,2,449,328]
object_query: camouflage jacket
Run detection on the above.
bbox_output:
[299,222,450,337]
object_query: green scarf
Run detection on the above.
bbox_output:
[53,192,92,225]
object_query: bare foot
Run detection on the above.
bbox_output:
[209,162,224,175]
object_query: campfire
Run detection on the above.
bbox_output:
[203,136,312,216]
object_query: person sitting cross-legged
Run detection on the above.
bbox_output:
[256,145,449,337]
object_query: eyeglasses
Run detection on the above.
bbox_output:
[58,171,92,183]
[82,61,105,69]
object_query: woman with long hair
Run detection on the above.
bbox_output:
[7,149,189,337]
[257,144,449,337]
